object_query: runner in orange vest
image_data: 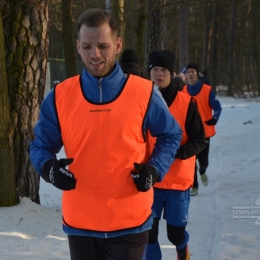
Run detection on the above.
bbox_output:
[182,62,222,196]
[30,9,182,260]
[143,50,206,260]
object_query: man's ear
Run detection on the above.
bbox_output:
[115,37,122,54]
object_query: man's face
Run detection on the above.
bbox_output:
[77,23,122,77]
[186,68,198,85]
[150,66,171,89]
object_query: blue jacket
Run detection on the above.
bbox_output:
[187,81,222,120]
[30,62,182,238]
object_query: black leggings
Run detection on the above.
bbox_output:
[193,137,210,189]
[148,218,185,246]
[68,231,148,260]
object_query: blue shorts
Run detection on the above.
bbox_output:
[152,188,190,227]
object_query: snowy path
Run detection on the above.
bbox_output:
[35,97,260,260]
[1,97,260,259]
[159,132,223,259]
[160,97,260,259]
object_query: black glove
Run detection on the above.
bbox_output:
[42,158,77,191]
[131,163,158,192]
[204,117,217,126]
[175,149,182,159]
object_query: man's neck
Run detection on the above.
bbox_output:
[188,80,198,86]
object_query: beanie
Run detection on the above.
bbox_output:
[148,50,175,76]
[201,69,208,76]
[185,62,200,76]
[120,49,139,64]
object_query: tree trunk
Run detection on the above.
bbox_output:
[201,0,212,70]
[227,0,237,96]
[3,0,49,204]
[178,0,189,71]
[246,0,258,96]
[208,2,219,94]
[136,0,146,67]
[118,0,125,47]
[144,0,167,69]
[61,0,77,78]
[105,0,125,59]
[251,0,260,96]
[106,0,113,14]
[0,9,18,207]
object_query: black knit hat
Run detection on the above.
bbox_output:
[201,69,208,76]
[120,49,139,64]
[148,50,175,76]
[185,62,200,76]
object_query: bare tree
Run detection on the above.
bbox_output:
[178,0,189,71]
[250,0,260,96]
[208,1,219,94]
[117,0,125,47]
[1,0,49,205]
[106,0,125,58]
[136,0,146,66]
[61,0,77,77]
[144,0,167,68]
[0,5,17,207]
[227,0,237,96]
[201,0,212,70]
[31,0,260,98]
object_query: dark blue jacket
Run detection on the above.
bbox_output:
[187,81,222,120]
[30,62,182,238]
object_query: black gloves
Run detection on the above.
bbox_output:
[205,117,217,126]
[174,149,182,159]
[131,163,158,192]
[42,158,77,191]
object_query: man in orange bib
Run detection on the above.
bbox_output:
[144,50,206,260]
[182,62,222,196]
[30,9,182,260]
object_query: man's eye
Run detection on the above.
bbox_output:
[99,45,108,49]
[83,46,91,49]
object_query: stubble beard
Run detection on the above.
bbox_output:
[82,57,116,78]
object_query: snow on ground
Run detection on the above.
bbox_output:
[0,96,260,260]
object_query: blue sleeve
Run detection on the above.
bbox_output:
[144,88,182,181]
[29,89,63,175]
[209,90,222,120]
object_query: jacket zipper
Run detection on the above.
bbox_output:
[98,78,103,103]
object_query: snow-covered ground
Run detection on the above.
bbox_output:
[1,96,260,260]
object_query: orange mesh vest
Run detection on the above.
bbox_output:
[148,92,195,190]
[182,84,216,137]
[55,74,153,232]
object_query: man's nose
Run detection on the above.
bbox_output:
[154,69,161,76]
[91,47,101,58]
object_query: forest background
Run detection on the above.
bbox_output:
[0,0,260,208]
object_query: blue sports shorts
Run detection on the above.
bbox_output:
[152,188,190,226]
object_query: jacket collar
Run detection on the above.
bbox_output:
[82,61,125,85]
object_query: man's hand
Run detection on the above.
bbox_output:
[42,158,77,191]
[204,117,217,126]
[131,163,158,192]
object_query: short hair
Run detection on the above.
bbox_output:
[76,9,118,38]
